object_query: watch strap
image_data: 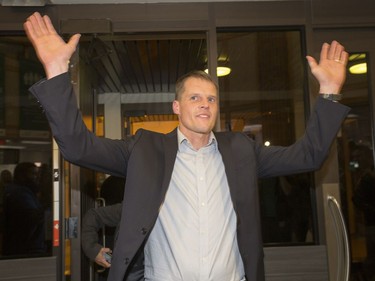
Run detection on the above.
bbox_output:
[319,93,342,101]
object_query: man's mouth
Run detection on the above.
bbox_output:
[197,114,210,118]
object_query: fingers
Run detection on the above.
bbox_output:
[43,14,58,35]
[26,12,44,37]
[24,12,53,37]
[319,42,330,62]
[95,248,112,268]
[23,20,34,41]
[322,40,348,65]
[24,13,40,41]
[340,50,349,66]
[328,41,345,61]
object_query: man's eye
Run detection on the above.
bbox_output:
[208,97,216,103]
[190,96,198,101]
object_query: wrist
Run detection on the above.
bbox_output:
[44,60,70,79]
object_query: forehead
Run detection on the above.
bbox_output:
[183,77,218,95]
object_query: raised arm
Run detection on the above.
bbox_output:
[24,12,81,79]
[306,40,349,95]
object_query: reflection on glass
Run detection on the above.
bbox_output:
[338,52,375,281]
[217,29,315,245]
[82,33,208,280]
[348,53,367,75]
[0,37,52,259]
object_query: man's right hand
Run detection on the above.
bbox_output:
[94,247,112,268]
[24,12,81,79]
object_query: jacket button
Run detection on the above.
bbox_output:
[141,227,147,235]
[124,257,130,264]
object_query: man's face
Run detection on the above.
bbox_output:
[173,77,218,138]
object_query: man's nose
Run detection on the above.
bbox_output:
[200,100,209,108]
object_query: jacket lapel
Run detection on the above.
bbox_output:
[215,133,238,210]
[161,129,178,196]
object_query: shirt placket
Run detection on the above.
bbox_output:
[196,150,209,280]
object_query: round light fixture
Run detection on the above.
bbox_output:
[204,66,231,77]
[216,66,231,77]
[349,62,367,74]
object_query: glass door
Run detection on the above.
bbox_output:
[216,28,316,246]
[314,29,375,281]
[76,31,208,281]
[0,35,56,279]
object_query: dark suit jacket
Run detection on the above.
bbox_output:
[30,73,350,281]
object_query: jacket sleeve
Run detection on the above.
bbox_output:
[29,73,132,177]
[256,97,351,178]
[81,203,123,261]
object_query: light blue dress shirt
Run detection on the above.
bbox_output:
[144,129,245,281]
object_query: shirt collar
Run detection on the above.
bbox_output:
[177,127,217,152]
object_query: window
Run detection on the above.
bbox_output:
[217,28,315,245]
[0,36,53,259]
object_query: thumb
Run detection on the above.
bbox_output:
[306,55,318,70]
[67,33,81,51]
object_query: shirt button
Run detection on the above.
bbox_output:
[200,177,204,181]
[201,202,205,206]
[124,257,130,264]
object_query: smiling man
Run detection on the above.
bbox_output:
[24,12,350,281]
[173,72,219,149]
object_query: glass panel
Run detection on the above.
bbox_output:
[337,53,375,281]
[217,29,315,245]
[80,32,208,280]
[0,36,53,259]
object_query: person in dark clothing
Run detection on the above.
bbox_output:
[100,176,126,206]
[352,144,375,281]
[3,162,46,256]
[0,169,13,254]
[82,176,126,281]
[82,203,144,281]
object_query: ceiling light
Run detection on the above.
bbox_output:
[217,66,231,77]
[204,66,231,77]
[349,62,367,75]
[348,53,367,74]
[349,53,366,61]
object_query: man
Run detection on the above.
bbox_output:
[24,12,350,281]
[82,176,125,281]
[3,162,46,256]
[82,203,144,281]
[82,203,122,271]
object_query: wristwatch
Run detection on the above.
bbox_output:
[319,93,342,101]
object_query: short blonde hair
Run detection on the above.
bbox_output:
[175,70,219,100]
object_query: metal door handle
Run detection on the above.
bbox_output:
[327,195,350,281]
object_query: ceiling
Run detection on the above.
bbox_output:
[81,33,208,95]
[0,0,284,6]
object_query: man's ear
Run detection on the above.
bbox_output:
[172,100,180,115]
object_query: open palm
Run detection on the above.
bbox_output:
[24,12,81,79]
